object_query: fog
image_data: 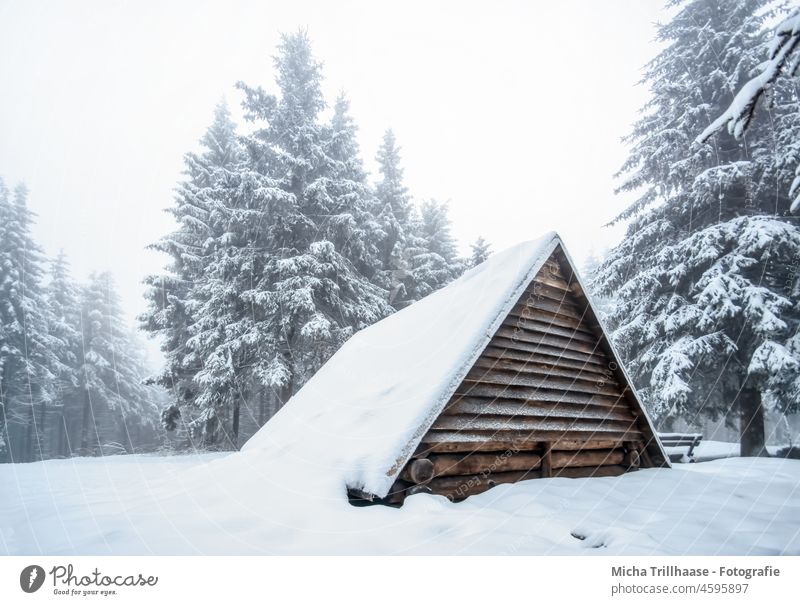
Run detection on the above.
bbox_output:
[0,0,668,364]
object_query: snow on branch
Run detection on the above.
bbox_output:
[696,7,800,211]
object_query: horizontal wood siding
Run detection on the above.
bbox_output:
[400,248,655,502]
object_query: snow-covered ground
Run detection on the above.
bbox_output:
[1,450,798,555]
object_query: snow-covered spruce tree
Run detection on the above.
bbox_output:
[469,236,492,267]
[78,272,159,455]
[373,129,417,306]
[594,0,800,456]
[0,180,60,462]
[140,101,244,446]
[406,200,465,300]
[323,94,384,279]
[699,5,800,212]
[45,251,83,457]
[191,31,393,445]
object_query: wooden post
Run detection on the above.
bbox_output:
[541,442,552,478]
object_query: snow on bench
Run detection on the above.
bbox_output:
[658,433,703,463]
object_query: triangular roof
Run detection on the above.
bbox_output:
[244,232,668,499]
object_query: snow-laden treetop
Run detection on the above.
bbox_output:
[243,233,568,497]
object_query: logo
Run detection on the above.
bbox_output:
[20,565,45,593]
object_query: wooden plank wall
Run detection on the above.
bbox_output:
[383,250,653,504]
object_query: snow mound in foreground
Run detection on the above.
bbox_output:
[1,453,798,555]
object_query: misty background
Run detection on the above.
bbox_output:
[0,0,668,364]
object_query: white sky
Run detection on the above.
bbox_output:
[0,0,670,364]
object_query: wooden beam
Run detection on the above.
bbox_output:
[501,316,598,344]
[426,451,542,477]
[453,385,626,409]
[426,469,543,501]
[430,415,638,434]
[471,356,616,385]
[551,448,625,469]
[490,336,608,366]
[399,458,435,484]
[463,366,623,398]
[420,429,642,450]
[493,326,602,357]
[541,442,552,478]
[443,398,636,422]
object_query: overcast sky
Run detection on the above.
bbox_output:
[0,0,670,363]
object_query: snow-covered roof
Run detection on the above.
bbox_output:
[244,233,563,497]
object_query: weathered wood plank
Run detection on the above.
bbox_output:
[414,435,626,455]
[426,469,543,501]
[551,439,623,451]
[507,307,594,334]
[493,325,602,357]
[462,368,623,398]
[430,415,638,434]
[489,336,608,366]
[511,297,586,321]
[426,452,542,477]
[453,383,626,407]
[522,281,576,305]
[480,346,610,376]
[443,398,635,422]
[541,258,567,279]
[467,360,621,395]
[551,448,625,469]
[533,272,571,291]
[415,438,542,455]
[472,355,617,384]
[501,316,598,344]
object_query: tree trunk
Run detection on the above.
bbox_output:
[80,388,91,454]
[37,399,47,461]
[231,400,240,449]
[739,386,767,457]
[258,393,266,427]
[26,404,35,462]
[58,409,68,457]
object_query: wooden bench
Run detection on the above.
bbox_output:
[658,433,703,463]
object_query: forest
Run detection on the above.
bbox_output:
[1,0,799,463]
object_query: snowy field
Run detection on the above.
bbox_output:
[1,451,799,555]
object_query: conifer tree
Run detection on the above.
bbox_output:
[593,0,800,455]
[406,200,464,300]
[45,251,82,457]
[140,101,244,444]
[79,273,158,454]
[469,236,491,267]
[374,129,415,306]
[0,180,60,462]
[699,5,800,212]
[186,31,394,446]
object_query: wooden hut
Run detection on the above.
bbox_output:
[244,232,669,505]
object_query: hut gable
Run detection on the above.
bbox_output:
[407,246,668,502]
[243,232,668,505]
